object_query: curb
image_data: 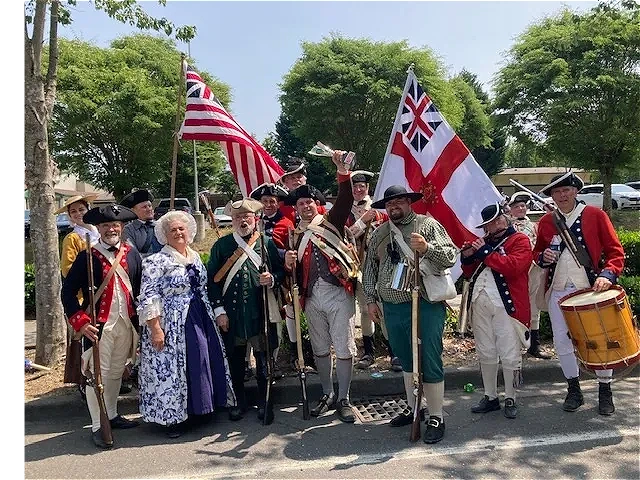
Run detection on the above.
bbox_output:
[27,359,633,422]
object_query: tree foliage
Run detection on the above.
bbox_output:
[51,34,228,199]
[213,170,241,202]
[280,35,463,178]
[24,0,194,366]
[493,1,640,211]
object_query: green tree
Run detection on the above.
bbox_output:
[214,170,241,202]
[25,0,194,366]
[449,76,491,152]
[493,1,640,213]
[51,35,229,199]
[280,35,463,176]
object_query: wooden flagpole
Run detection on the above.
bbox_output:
[169,53,186,211]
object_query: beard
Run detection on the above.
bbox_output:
[237,222,253,237]
[388,208,405,221]
[102,233,120,246]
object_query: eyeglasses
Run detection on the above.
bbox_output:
[233,213,255,221]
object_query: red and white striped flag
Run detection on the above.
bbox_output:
[375,69,502,278]
[179,61,284,196]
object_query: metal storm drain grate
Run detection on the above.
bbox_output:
[351,395,410,423]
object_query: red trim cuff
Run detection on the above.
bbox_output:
[68,311,90,332]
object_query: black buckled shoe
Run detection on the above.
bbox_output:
[310,393,335,417]
[91,428,114,449]
[471,395,501,413]
[390,408,425,427]
[563,377,584,412]
[423,416,445,444]
[110,415,140,429]
[504,398,518,419]
[390,357,403,372]
[258,406,275,425]
[228,406,244,421]
[335,398,356,423]
[355,354,375,370]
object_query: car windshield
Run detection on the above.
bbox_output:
[214,207,225,215]
[57,213,70,223]
[612,185,638,193]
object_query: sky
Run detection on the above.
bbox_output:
[56,0,598,142]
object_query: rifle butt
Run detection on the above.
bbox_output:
[98,398,114,445]
[409,415,421,442]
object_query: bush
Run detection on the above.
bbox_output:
[618,229,640,277]
[25,263,36,315]
[199,252,210,265]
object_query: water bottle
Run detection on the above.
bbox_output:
[550,235,562,262]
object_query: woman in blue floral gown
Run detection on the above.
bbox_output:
[137,211,235,437]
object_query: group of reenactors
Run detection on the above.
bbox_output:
[59,146,627,448]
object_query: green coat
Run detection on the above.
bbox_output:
[207,232,284,345]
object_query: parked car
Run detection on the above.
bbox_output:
[56,213,73,236]
[154,198,194,219]
[25,210,30,239]
[626,181,640,191]
[577,184,640,210]
[213,206,233,227]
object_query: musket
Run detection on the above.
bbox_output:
[288,228,310,420]
[85,233,113,447]
[508,179,593,270]
[457,279,471,337]
[259,220,275,425]
[410,218,423,443]
[198,191,221,237]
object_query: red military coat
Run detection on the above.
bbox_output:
[532,205,625,293]
[461,230,533,328]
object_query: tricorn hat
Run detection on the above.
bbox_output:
[370,185,423,209]
[249,183,289,201]
[476,202,506,228]
[83,204,137,225]
[120,189,154,209]
[350,170,375,184]
[284,184,326,206]
[54,194,99,215]
[539,172,584,196]
[278,157,307,181]
[223,198,264,216]
[508,191,533,206]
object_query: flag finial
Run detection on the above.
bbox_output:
[407,63,415,73]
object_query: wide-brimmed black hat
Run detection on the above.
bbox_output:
[83,204,137,225]
[120,189,154,208]
[249,182,289,201]
[371,185,423,209]
[476,202,506,228]
[351,170,375,184]
[508,191,532,206]
[284,184,326,206]
[540,172,584,196]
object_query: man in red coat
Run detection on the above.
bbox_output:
[277,159,327,223]
[461,203,533,419]
[533,172,625,416]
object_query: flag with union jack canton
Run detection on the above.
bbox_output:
[178,61,284,197]
[374,69,502,279]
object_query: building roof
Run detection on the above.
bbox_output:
[498,167,588,175]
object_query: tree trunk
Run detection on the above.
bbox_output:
[601,164,613,217]
[25,2,66,367]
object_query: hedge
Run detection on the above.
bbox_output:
[618,229,640,277]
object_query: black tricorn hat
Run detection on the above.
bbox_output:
[279,157,307,181]
[83,204,138,225]
[540,172,584,196]
[371,185,423,209]
[284,184,326,206]
[120,189,154,208]
[249,182,289,201]
[351,170,375,184]
[476,202,506,228]
[508,191,533,206]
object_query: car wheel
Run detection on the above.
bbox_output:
[612,200,618,210]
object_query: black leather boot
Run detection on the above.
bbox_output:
[527,330,551,359]
[598,382,615,415]
[563,377,584,412]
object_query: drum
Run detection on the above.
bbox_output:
[559,286,640,370]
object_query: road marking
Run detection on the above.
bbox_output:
[177,428,639,479]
